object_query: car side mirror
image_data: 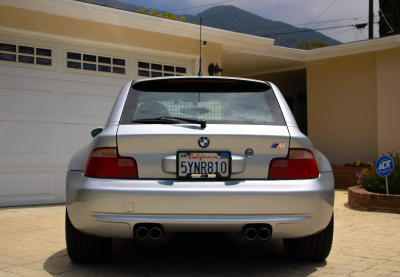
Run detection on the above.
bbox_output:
[91,128,103,138]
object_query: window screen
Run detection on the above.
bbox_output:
[120,79,286,126]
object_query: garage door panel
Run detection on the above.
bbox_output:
[0,167,56,207]
[55,167,68,203]
[58,81,121,125]
[0,121,56,167]
[55,123,98,167]
[0,75,56,123]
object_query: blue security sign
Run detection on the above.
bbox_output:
[376,155,394,177]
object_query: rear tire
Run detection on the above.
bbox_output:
[283,214,333,261]
[65,208,112,263]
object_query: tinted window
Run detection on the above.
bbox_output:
[36,57,51,66]
[18,46,34,54]
[0,53,16,62]
[36,48,51,56]
[151,63,162,70]
[0,43,16,52]
[113,67,125,74]
[113,58,125,66]
[83,54,96,62]
[176,67,186,74]
[83,63,96,71]
[151,71,162,77]
[98,65,111,72]
[164,65,174,72]
[67,52,81,60]
[138,70,150,77]
[67,61,81,69]
[18,55,34,64]
[138,62,149,69]
[120,79,285,126]
[98,56,111,64]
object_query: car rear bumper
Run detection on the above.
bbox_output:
[66,171,334,239]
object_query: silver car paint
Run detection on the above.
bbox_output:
[117,124,290,179]
[66,76,334,239]
[67,171,334,239]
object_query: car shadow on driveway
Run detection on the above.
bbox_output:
[43,233,327,276]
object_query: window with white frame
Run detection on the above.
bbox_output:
[66,51,126,75]
[0,42,52,66]
[137,61,187,79]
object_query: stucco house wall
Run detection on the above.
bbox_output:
[307,52,378,165]
[307,49,400,165]
[0,4,222,72]
[377,47,400,156]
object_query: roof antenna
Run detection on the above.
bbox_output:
[197,17,203,76]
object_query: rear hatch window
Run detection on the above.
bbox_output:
[120,78,286,126]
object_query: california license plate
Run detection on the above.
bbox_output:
[177,151,231,178]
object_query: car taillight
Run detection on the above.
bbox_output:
[84,147,138,178]
[268,149,319,180]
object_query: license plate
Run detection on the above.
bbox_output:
[177,151,231,178]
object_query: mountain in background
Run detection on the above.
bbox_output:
[79,0,341,48]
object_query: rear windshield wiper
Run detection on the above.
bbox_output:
[133,117,206,128]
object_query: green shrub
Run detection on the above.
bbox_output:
[357,152,400,195]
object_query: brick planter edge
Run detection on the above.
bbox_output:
[333,166,370,189]
[348,186,400,213]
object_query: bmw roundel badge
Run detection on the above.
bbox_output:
[245,148,254,157]
[198,137,209,148]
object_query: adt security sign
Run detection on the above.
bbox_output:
[376,155,394,177]
[376,155,394,194]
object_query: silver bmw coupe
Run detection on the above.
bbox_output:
[66,77,334,262]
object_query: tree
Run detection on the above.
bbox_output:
[379,0,400,37]
[298,40,330,50]
[136,7,149,14]
[136,7,186,22]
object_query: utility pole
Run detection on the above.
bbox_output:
[369,0,374,39]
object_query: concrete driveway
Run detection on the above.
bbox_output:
[1,190,400,277]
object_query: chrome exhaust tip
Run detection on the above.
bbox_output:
[258,228,271,240]
[149,227,162,239]
[136,227,148,239]
[245,228,257,240]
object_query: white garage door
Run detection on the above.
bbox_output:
[0,36,191,207]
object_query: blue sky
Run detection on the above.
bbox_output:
[118,0,381,43]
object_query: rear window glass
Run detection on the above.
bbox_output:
[120,78,286,126]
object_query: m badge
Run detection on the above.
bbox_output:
[271,143,285,149]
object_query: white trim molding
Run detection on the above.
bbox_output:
[303,35,400,61]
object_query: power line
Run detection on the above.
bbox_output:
[328,27,355,38]
[170,0,235,12]
[278,0,337,45]
[234,17,365,33]
[354,17,367,39]
[352,26,359,41]
[261,24,355,37]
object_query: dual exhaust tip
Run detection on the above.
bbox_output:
[136,226,162,240]
[245,227,271,241]
[137,224,270,241]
